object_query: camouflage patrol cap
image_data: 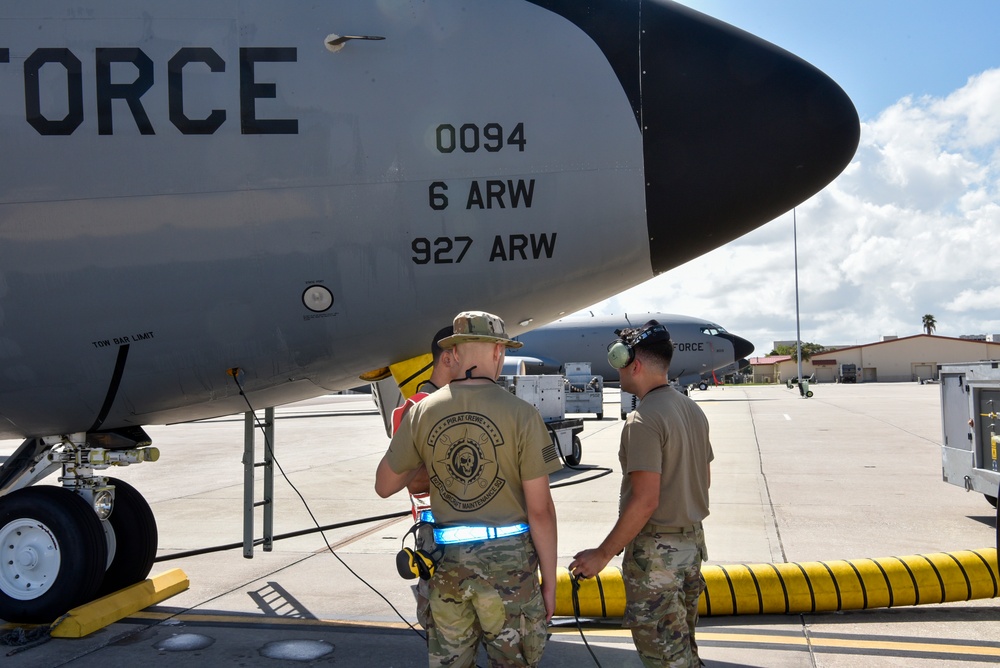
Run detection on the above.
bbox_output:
[437,311,524,350]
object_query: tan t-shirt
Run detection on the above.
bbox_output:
[387,383,562,527]
[619,385,714,527]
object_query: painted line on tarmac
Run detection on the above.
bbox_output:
[126,610,416,632]
[550,626,1000,661]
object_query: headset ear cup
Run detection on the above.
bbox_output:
[396,547,419,579]
[607,341,634,369]
[397,522,439,580]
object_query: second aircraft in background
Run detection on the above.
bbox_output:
[511,313,754,388]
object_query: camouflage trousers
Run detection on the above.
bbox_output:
[426,533,547,667]
[622,524,707,668]
[413,522,436,632]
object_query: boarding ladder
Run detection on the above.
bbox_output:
[242,407,275,557]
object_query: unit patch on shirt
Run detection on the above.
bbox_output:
[428,412,506,513]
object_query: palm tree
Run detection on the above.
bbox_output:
[922,314,937,336]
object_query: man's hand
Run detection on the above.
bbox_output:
[568,470,660,579]
[524,475,557,621]
[568,547,614,580]
[540,576,556,621]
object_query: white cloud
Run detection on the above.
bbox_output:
[946,285,1000,312]
[936,69,1000,147]
[585,68,1000,356]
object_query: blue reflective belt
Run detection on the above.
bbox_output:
[433,522,530,545]
[419,510,435,524]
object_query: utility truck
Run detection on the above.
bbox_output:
[838,363,857,383]
[939,362,1000,508]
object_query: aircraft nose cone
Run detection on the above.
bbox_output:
[730,335,755,361]
[716,332,754,360]
[639,1,860,274]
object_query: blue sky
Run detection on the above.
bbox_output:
[586,1,1000,357]
[681,1,1000,121]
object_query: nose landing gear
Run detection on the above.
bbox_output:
[0,486,108,623]
[0,431,159,623]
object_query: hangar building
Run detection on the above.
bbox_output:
[749,334,1000,384]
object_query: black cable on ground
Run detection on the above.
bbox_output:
[545,423,614,484]
[158,417,609,563]
[550,464,613,489]
[155,382,617,660]
[570,576,603,667]
[1,625,53,656]
[227,373,427,643]
[545,421,611,668]
[155,511,410,562]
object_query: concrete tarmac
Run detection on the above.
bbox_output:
[2,383,999,666]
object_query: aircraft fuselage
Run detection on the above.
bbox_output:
[0,0,860,626]
[512,314,754,384]
[0,0,858,439]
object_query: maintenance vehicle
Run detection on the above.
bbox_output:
[561,362,604,419]
[838,363,858,383]
[939,361,1000,508]
[498,374,585,466]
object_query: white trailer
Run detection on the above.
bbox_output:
[940,361,1000,508]
[498,374,585,466]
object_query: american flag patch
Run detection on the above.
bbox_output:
[541,442,558,463]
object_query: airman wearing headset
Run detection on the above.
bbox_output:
[376,311,560,668]
[569,320,713,667]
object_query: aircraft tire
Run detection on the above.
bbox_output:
[986,494,998,509]
[564,436,582,467]
[96,478,158,597]
[699,382,708,391]
[0,486,108,623]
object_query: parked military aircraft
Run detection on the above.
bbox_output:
[510,313,754,387]
[0,0,859,622]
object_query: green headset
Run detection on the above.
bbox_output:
[396,522,442,581]
[607,322,671,369]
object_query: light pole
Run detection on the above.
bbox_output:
[794,208,803,390]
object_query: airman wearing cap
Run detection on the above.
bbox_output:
[375,310,559,668]
[435,311,523,383]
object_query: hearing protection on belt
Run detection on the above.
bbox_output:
[607,323,671,369]
[396,522,442,581]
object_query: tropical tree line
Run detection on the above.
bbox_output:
[767,342,827,362]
